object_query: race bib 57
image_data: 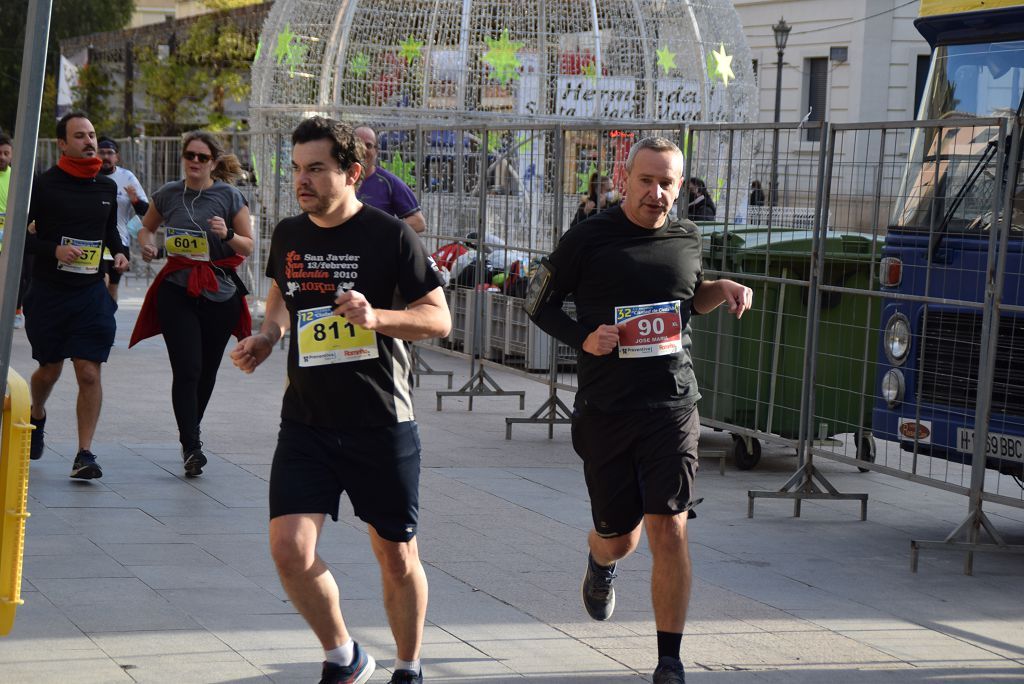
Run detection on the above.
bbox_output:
[57,236,103,274]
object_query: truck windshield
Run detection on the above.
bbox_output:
[891,40,1024,233]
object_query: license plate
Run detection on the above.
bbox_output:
[956,428,1024,462]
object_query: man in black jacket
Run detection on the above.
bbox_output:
[24,112,128,479]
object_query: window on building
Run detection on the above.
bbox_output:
[914,54,931,117]
[805,57,828,141]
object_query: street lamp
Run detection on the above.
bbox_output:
[770,17,791,210]
[772,17,791,123]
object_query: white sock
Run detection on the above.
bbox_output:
[395,658,420,673]
[325,639,355,666]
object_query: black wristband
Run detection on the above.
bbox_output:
[224,227,235,242]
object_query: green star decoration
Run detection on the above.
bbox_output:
[711,43,734,87]
[382,153,416,188]
[486,132,505,154]
[274,23,307,76]
[580,61,598,82]
[399,35,424,64]
[349,52,370,77]
[577,162,597,194]
[656,45,676,76]
[483,29,524,85]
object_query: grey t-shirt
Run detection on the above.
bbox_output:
[152,180,246,302]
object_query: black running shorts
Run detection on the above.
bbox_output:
[269,419,422,542]
[24,279,117,365]
[571,404,700,538]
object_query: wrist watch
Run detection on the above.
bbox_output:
[224,227,235,242]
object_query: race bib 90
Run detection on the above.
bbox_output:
[615,300,683,359]
[296,305,379,367]
[165,226,210,261]
[57,237,103,274]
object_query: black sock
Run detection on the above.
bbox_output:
[657,631,682,661]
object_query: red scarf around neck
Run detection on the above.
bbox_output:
[58,155,103,179]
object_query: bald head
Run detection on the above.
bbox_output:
[354,126,378,171]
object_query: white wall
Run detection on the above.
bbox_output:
[734,0,930,125]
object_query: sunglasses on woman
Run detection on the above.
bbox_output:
[182,150,213,163]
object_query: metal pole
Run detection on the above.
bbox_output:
[771,49,784,208]
[0,0,53,402]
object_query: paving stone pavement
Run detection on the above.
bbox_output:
[2,278,1023,683]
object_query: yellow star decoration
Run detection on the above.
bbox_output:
[656,45,676,76]
[711,43,734,87]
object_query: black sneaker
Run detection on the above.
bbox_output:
[29,413,46,460]
[70,449,103,480]
[653,657,686,684]
[183,445,208,478]
[389,669,423,684]
[581,553,617,621]
[319,642,375,684]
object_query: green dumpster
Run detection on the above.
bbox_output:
[691,227,881,469]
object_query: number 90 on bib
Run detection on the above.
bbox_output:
[297,305,379,367]
[615,300,683,359]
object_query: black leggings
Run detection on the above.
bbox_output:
[156,281,241,450]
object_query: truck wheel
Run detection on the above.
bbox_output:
[731,435,761,470]
[856,430,876,473]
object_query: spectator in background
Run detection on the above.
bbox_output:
[354,126,427,234]
[749,180,765,207]
[572,172,621,227]
[0,133,26,328]
[97,137,149,301]
[685,177,716,221]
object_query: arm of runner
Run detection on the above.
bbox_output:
[402,210,426,234]
[209,205,254,257]
[104,190,128,260]
[139,203,162,261]
[333,286,451,341]
[693,278,753,318]
[231,281,290,373]
[582,324,621,356]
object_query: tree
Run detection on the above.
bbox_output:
[71,62,116,134]
[135,0,259,134]
[0,0,133,134]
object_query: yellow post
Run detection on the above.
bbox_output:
[0,369,32,635]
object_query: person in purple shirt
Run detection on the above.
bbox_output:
[354,126,427,234]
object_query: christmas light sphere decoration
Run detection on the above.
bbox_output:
[248,0,758,258]
[251,0,756,129]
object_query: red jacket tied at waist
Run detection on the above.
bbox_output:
[130,254,252,348]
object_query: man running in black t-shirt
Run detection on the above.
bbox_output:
[528,137,752,684]
[24,112,129,479]
[231,117,450,684]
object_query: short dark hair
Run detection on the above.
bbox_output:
[292,116,364,171]
[57,111,90,141]
[0,133,11,148]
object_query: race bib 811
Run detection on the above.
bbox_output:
[296,305,378,367]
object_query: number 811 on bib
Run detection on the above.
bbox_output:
[297,305,379,367]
